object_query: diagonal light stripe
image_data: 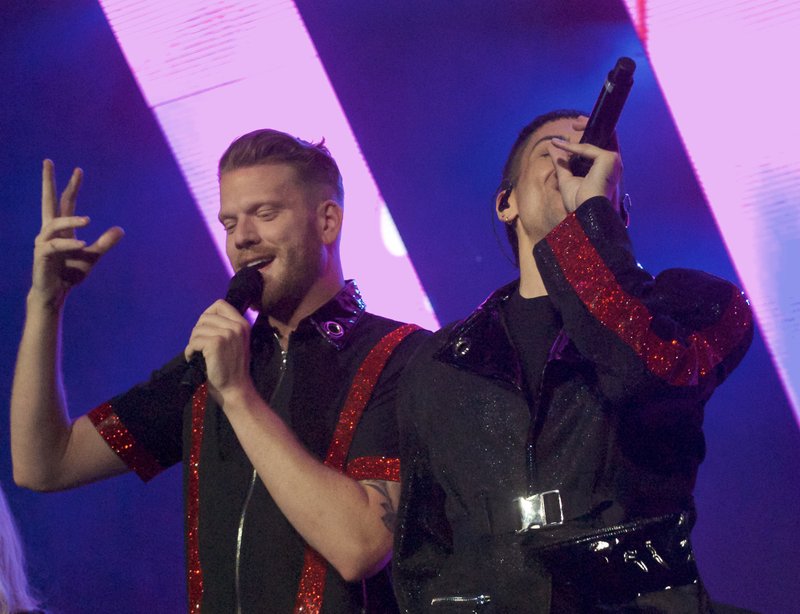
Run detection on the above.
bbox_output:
[97,0,438,329]
[622,0,800,423]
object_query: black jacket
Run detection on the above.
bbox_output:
[394,197,753,612]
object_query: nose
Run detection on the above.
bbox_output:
[232,218,261,250]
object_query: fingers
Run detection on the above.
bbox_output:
[38,215,90,241]
[37,237,88,254]
[550,139,620,175]
[89,226,125,256]
[60,167,83,217]
[41,159,57,225]
[41,160,84,225]
[546,139,622,211]
[184,302,250,388]
[37,218,124,262]
[549,137,596,159]
[187,303,248,350]
[572,117,589,131]
[197,301,248,327]
[546,141,573,182]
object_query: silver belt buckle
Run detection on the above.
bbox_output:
[515,489,564,532]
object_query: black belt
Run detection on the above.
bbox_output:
[451,489,596,548]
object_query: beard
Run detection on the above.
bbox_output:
[258,226,325,324]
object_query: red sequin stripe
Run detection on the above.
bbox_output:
[346,456,400,482]
[187,384,208,613]
[293,323,420,614]
[295,548,327,614]
[87,402,163,481]
[547,214,751,387]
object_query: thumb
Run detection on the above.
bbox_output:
[90,226,125,256]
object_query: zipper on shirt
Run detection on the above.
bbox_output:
[234,337,288,614]
[430,593,493,610]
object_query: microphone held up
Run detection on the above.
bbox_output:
[181,262,265,388]
[569,56,636,178]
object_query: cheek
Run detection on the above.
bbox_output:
[224,234,236,259]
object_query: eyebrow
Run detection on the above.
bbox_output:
[530,134,570,151]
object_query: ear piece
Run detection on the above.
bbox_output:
[498,186,513,212]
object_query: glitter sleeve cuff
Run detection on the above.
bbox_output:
[539,198,753,387]
[87,402,165,482]
[346,456,401,482]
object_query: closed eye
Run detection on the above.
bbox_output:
[257,209,279,221]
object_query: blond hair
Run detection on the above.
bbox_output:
[0,485,40,614]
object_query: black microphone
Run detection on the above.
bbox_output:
[569,56,636,177]
[181,261,265,388]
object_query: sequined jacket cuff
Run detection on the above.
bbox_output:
[534,196,753,399]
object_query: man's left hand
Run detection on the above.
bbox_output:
[548,138,622,213]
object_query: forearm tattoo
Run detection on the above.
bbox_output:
[363,481,397,532]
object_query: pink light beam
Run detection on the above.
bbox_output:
[623,0,800,423]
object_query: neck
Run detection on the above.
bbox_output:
[268,264,345,347]
[516,241,548,299]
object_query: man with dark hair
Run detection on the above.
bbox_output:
[393,112,753,612]
[11,128,427,612]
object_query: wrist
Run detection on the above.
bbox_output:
[26,288,66,315]
[217,379,263,416]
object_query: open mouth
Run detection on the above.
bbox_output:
[242,257,274,271]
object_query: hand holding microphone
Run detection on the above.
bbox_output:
[568,56,636,177]
[181,261,265,388]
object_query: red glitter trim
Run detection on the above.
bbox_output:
[346,456,400,482]
[294,323,420,614]
[295,548,327,614]
[547,213,752,387]
[87,402,163,482]
[324,324,420,472]
[187,384,208,613]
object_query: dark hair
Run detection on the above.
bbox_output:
[218,129,344,204]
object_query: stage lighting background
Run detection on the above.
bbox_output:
[0,2,797,613]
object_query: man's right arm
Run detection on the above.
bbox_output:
[11,160,128,491]
[11,296,129,491]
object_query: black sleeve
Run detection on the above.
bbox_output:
[347,329,430,470]
[533,196,754,406]
[89,353,192,480]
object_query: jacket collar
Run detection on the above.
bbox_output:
[435,280,580,389]
[435,280,523,390]
[307,280,366,350]
[254,280,366,351]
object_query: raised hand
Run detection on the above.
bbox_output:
[547,137,622,215]
[32,160,124,309]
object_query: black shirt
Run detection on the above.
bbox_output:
[502,291,561,405]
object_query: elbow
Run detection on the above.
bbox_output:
[332,539,392,583]
[12,464,62,492]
